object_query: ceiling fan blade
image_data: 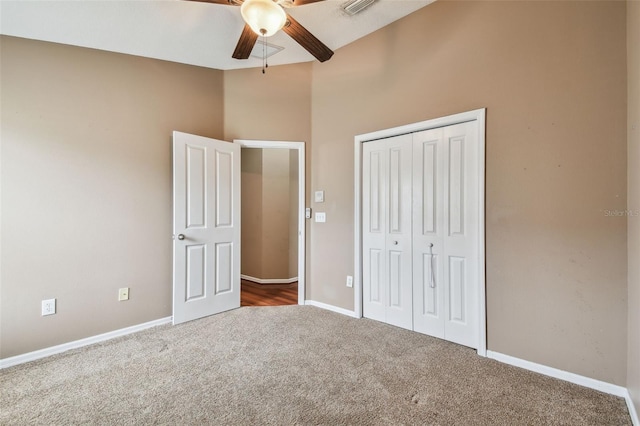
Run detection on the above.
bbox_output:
[282,14,333,63]
[288,0,324,6]
[232,24,259,60]
[182,0,241,5]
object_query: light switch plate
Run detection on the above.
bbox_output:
[118,287,129,301]
[346,276,353,288]
[314,190,325,203]
[315,212,326,223]
[42,299,56,316]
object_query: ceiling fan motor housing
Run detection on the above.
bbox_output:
[241,0,287,37]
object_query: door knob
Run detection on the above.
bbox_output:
[393,241,398,245]
[177,234,185,240]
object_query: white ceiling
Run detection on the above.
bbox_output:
[0,0,434,70]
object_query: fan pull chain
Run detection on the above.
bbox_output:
[261,31,268,74]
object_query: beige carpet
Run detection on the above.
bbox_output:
[0,306,631,425]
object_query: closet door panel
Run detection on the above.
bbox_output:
[363,142,387,322]
[385,135,413,330]
[412,128,445,337]
[443,121,479,349]
[363,135,413,330]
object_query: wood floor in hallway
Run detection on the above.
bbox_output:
[241,280,298,306]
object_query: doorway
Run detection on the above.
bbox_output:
[234,140,306,306]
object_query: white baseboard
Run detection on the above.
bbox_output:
[626,391,640,426]
[0,316,172,370]
[486,350,626,396]
[304,300,359,318]
[487,350,638,425]
[241,274,298,284]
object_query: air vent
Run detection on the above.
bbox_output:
[341,0,376,16]
[250,41,284,60]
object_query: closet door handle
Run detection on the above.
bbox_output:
[177,234,185,240]
[393,241,398,245]
[429,243,436,288]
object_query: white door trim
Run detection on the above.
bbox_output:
[354,109,487,356]
[234,139,306,306]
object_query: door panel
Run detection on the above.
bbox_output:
[187,146,206,227]
[186,244,206,301]
[216,151,234,227]
[388,250,402,307]
[412,128,445,338]
[369,249,383,303]
[442,121,478,348]
[363,135,413,330]
[385,135,413,330]
[215,242,233,294]
[173,131,240,325]
[370,151,383,232]
[389,147,403,233]
[363,142,387,322]
[412,122,479,348]
[447,256,466,322]
[448,135,465,236]
[422,142,438,235]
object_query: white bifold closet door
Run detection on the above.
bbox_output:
[362,134,413,330]
[363,121,479,349]
[412,121,479,348]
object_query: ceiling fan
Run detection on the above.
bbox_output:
[185,0,334,63]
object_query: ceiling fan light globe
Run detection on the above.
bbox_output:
[240,0,287,37]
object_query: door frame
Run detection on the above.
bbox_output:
[234,139,306,305]
[353,109,487,356]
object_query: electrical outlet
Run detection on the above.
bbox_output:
[42,299,56,316]
[118,288,129,301]
[346,275,353,288]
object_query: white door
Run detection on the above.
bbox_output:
[172,131,240,325]
[363,134,413,330]
[412,121,479,348]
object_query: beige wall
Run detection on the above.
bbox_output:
[223,64,312,143]
[261,149,293,279]
[0,36,224,358]
[240,148,263,278]
[628,0,640,414]
[310,1,628,385]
